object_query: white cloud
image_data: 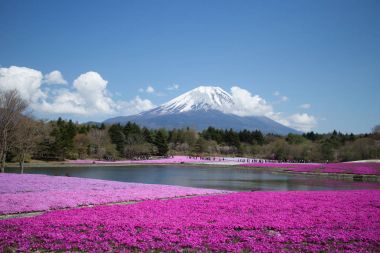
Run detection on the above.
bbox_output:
[273,90,288,103]
[226,86,317,131]
[43,70,67,85]
[267,111,317,132]
[0,66,319,129]
[167,84,180,90]
[227,86,273,116]
[300,103,311,109]
[269,112,291,127]
[146,85,155,93]
[116,96,155,115]
[36,91,88,115]
[287,113,317,132]
[0,66,45,102]
[0,66,155,119]
[73,72,115,114]
[34,72,116,115]
[139,85,156,94]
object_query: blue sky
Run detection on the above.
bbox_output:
[0,0,379,133]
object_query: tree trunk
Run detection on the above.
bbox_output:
[18,153,25,174]
[1,130,7,173]
[19,153,24,174]
[20,161,24,174]
[1,153,5,173]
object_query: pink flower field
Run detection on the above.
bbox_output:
[241,162,380,175]
[1,190,379,252]
[0,173,228,215]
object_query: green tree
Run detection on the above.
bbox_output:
[224,129,240,148]
[108,124,125,156]
[50,118,77,160]
[142,127,154,143]
[286,133,306,145]
[154,130,169,156]
[320,142,335,162]
[252,130,265,145]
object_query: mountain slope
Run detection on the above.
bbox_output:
[104,110,300,134]
[104,86,301,134]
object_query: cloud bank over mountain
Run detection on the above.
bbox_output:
[0,65,317,131]
[0,66,156,118]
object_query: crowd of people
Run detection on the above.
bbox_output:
[185,156,312,164]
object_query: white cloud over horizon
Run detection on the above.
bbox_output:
[228,86,273,117]
[34,71,116,115]
[116,96,155,115]
[228,87,317,131]
[287,113,317,132]
[0,65,318,131]
[270,113,317,132]
[0,66,155,119]
[0,66,45,102]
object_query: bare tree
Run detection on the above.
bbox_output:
[13,117,43,173]
[0,90,28,173]
[74,133,90,159]
[88,128,108,159]
[373,125,380,135]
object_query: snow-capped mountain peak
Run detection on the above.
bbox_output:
[104,86,301,134]
[150,86,235,115]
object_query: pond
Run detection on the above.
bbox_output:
[6,165,380,191]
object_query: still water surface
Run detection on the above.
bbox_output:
[7,165,380,191]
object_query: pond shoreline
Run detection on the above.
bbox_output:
[5,161,380,182]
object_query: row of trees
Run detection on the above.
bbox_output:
[1,89,380,172]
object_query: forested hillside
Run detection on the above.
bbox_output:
[9,118,380,164]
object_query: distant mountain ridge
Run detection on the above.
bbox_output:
[104,86,301,135]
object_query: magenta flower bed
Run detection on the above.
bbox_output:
[1,190,379,252]
[241,162,380,175]
[0,173,228,214]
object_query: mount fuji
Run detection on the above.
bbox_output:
[104,86,300,134]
